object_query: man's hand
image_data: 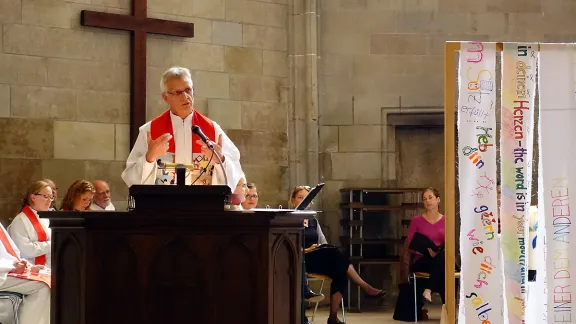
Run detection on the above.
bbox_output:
[146,132,173,163]
[30,265,44,275]
[12,260,27,274]
[196,134,225,164]
[427,248,437,258]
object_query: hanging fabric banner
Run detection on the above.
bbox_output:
[539,43,576,323]
[525,146,546,324]
[500,42,537,324]
[458,41,503,324]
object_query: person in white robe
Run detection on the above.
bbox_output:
[121,66,243,191]
[8,181,53,269]
[89,180,115,211]
[228,174,248,210]
[0,224,50,324]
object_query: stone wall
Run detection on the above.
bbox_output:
[0,0,291,223]
[317,0,576,243]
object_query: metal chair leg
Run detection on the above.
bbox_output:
[340,298,346,323]
[310,279,325,324]
[413,273,418,323]
[12,295,21,324]
[0,294,23,324]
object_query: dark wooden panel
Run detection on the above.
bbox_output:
[46,210,308,324]
[97,237,139,323]
[52,232,84,324]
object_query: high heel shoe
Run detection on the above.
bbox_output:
[327,317,345,324]
[365,290,387,299]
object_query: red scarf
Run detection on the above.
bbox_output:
[22,206,48,266]
[0,227,19,262]
[150,110,216,154]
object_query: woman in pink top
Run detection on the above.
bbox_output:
[405,187,446,303]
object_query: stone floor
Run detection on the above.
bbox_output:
[306,306,442,324]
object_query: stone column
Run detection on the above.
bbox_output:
[288,0,320,193]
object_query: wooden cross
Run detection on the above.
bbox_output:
[81,0,194,148]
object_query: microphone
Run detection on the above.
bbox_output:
[192,125,213,148]
[191,125,229,189]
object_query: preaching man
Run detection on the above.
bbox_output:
[122,66,243,190]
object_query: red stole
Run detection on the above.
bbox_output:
[0,226,51,287]
[0,228,19,262]
[22,206,47,266]
[150,110,216,154]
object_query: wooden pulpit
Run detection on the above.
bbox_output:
[43,185,312,324]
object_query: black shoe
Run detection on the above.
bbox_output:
[304,288,324,303]
[327,317,345,324]
[365,290,387,299]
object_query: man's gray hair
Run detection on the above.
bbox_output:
[160,66,194,92]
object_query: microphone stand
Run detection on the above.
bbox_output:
[192,125,229,188]
[205,141,228,188]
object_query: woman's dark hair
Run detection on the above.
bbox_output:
[61,180,95,211]
[423,187,440,198]
[291,185,311,198]
[247,182,258,193]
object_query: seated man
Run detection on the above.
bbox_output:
[41,179,58,211]
[0,223,50,324]
[90,180,115,211]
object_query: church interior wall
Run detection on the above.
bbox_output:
[316,0,576,295]
[0,0,291,223]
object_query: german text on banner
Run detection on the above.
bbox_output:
[500,43,537,324]
[457,41,502,324]
[539,43,576,323]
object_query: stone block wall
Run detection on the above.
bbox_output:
[0,0,291,223]
[317,0,576,243]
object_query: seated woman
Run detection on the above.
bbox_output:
[60,180,95,211]
[0,223,50,324]
[291,186,386,324]
[241,183,259,210]
[8,181,54,269]
[404,187,446,303]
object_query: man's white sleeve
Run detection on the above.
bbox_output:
[212,122,243,190]
[121,124,157,187]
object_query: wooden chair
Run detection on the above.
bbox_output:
[0,292,24,324]
[307,274,345,324]
[408,272,461,323]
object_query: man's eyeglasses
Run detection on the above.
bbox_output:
[34,194,54,201]
[246,194,258,199]
[166,88,193,96]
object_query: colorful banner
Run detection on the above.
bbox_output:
[525,145,547,324]
[457,41,503,324]
[500,43,537,324]
[539,43,576,323]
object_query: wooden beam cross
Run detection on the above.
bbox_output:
[81,0,194,147]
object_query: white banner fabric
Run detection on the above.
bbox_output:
[458,41,503,324]
[539,43,576,323]
[500,42,537,324]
